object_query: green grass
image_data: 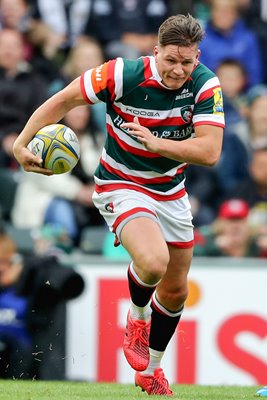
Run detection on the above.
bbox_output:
[0,380,262,400]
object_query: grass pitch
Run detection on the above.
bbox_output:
[0,380,262,400]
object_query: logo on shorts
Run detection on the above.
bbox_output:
[105,202,114,213]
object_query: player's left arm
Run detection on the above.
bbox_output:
[121,117,223,167]
[160,123,223,166]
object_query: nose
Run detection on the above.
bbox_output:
[173,63,183,75]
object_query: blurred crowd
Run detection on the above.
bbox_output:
[0,0,267,259]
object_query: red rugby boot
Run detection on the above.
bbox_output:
[135,368,173,396]
[123,311,150,371]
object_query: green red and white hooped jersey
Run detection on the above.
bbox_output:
[80,56,225,201]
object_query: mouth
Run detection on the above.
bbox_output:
[166,76,185,84]
[169,75,186,82]
[161,74,185,88]
[169,76,185,85]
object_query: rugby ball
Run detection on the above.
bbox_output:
[28,124,81,174]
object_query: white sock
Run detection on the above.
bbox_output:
[141,348,164,375]
[130,301,151,322]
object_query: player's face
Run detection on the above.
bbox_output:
[154,44,200,89]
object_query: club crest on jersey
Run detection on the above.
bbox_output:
[213,87,224,115]
[180,106,193,123]
[105,202,114,213]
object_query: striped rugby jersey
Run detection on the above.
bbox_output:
[80,56,225,201]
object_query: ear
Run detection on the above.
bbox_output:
[195,49,201,64]
[154,45,159,57]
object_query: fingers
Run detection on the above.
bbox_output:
[121,123,145,135]
[28,152,43,166]
[24,158,53,175]
[120,118,151,144]
[121,122,136,130]
[121,116,140,130]
[24,164,53,175]
[33,156,43,165]
[29,159,43,168]
[14,145,54,175]
[35,169,54,176]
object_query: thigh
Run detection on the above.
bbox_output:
[120,217,169,283]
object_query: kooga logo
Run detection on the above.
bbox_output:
[125,107,160,117]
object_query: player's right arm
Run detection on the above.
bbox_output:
[13,77,87,174]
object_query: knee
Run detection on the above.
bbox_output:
[159,283,188,311]
[134,251,170,284]
[173,286,188,307]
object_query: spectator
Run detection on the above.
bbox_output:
[240,0,267,84]
[0,28,47,169]
[31,0,91,53]
[168,0,194,15]
[213,131,249,198]
[0,0,63,83]
[194,199,262,257]
[31,223,73,256]
[199,0,263,88]
[59,37,106,133]
[215,58,248,125]
[242,84,267,146]
[11,105,104,246]
[249,202,267,258]
[215,58,250,175]
[0,0,34,60]
[0,230,85,379]
[168,0,211,25]
[84,0,169,59]
[228,138,267,257]
[230,138,267,207]
[62,37,104,82]
[184,164,220,227]
[185,132,250,216]
[193,1,212,27]
[169,0,213,28]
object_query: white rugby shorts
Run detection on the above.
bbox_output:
[92,189,194,249]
